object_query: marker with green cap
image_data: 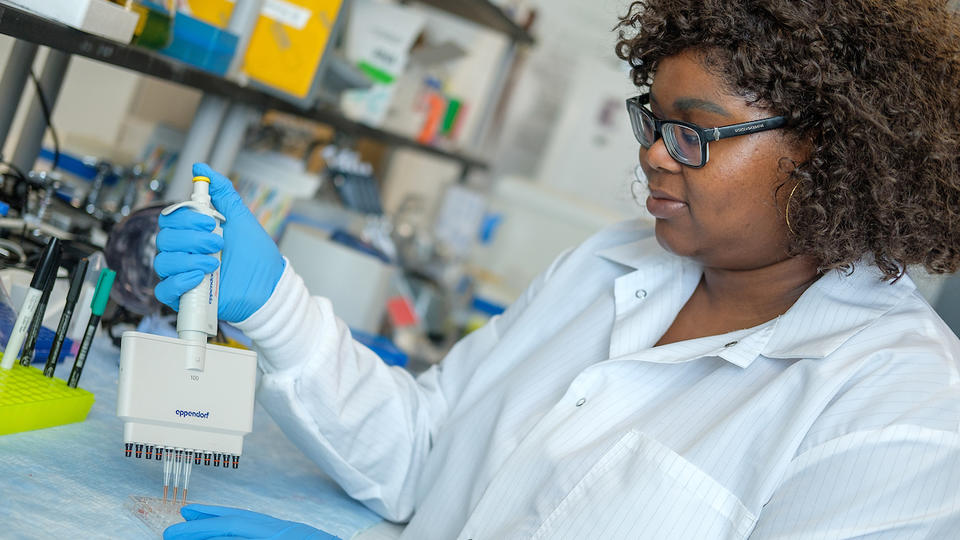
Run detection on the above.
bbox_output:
[67,268,116,388]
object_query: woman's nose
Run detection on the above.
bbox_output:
[640,137,683,174]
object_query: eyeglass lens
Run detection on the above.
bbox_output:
[630,104,704,167]
[662,124,701,166]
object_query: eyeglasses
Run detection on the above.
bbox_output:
[626,94,787,168]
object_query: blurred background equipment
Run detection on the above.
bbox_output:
[0,0,955,374]
[280,222,395,335]
[103,203,163,316]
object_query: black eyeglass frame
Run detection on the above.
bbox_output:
[626,94,787,168]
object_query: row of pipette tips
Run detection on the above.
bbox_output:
[124,444,240,505]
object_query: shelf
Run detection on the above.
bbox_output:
[0,3,489,171]
[411,0,535,45]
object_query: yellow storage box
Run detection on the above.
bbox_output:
[187,0,344,99]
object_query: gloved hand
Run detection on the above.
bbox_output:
[163,504,341,540]
[154,162,285,322]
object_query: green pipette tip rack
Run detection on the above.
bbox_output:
[0,363,94,435]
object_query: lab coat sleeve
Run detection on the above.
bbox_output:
[233,251,572,522]
[749,424,960,538]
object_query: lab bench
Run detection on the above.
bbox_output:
[0,334,403,539]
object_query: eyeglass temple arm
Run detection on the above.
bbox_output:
[709,116,787,141]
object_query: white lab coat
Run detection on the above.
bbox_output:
[235,219,960,539]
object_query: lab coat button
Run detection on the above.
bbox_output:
[635,289,648,299]
[576,398,586,407]
[724,341,738,348]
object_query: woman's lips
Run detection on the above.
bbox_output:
[645,190,688,219]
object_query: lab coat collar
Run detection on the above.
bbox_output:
[761,264,915,359]
[594,233,679,271]
[596,236,915,363]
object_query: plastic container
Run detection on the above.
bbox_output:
[232,152,321,238]
[0,366,94,435]
[129,0,175,49]
[243,0,346,103]
[158,11,238,76]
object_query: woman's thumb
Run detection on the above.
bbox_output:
[192,162,246,218]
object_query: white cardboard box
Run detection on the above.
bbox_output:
[4,0,139,43]
[279,223,396,335]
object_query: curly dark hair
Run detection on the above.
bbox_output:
[616,0,960,280]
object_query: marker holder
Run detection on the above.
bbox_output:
[0,365,94,435]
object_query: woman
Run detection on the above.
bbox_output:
[161,1,960,538]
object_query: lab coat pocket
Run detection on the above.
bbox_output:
[531,430,756,540]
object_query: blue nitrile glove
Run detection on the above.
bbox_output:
[154,162,286,322]
[163,504,341,540]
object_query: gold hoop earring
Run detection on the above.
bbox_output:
[785,183,801,234]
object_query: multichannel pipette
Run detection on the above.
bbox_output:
[117,176,257,503]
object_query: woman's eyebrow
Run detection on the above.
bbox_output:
[673,97,731,117]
